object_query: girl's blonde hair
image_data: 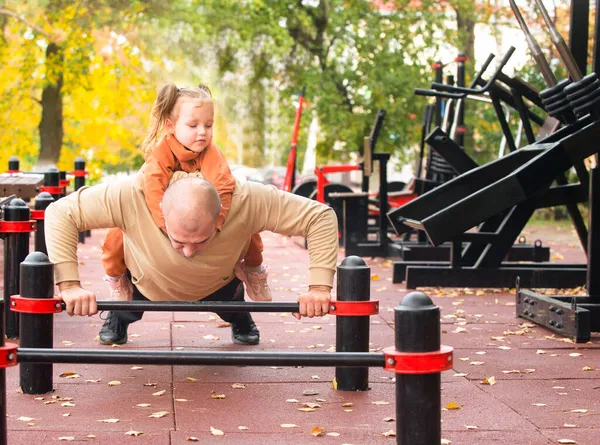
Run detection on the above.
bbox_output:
[140,83,213,154]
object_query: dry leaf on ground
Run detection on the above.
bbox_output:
[125,431,143,436]
[148,411,169,418]
[210,427,224,436]
[310,426,325,436]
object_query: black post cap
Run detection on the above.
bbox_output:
[6,198,27,208]
[22,252,52,266]
[398,291,436,310]
[8,156,19,170]
[339,256,368,268]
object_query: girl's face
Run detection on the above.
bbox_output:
[169,99,214,153]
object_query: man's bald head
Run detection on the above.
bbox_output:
[162,177,222,233]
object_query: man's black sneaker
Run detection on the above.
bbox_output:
[231,313,260,345]
[99,312,129,345]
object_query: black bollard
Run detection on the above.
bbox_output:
[33,192,54,255]
[2,199,32,338]
[0,282,6,444]
[43,168,62,201]
[7,156,19,173]
[394,292,443,445]
[73,157,88,243]
[59,170,69,197]
[18,252,55,394]
[335,255,371,391]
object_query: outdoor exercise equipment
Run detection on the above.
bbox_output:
[512,0,600,343]
[387,38,593,289]
[283,86,307,193]
[0,248,453,445]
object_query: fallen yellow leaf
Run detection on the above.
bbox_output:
[59,372,80,379]
[186,377,198,382]
[310,426,325,436]
[280,424,298,428]
[557,440,577,444]
[445,402,460,410]
[231,383,246,389]
[58,437,75,441]
[152,390,166,396]
[149,411,169,418]
[481,376,496,386]
[211,393,226,399]
[382,430,396,437]
[108,381,121,387]
[98,419,120,423]
[186,437,199,442]
[17,417,34,422]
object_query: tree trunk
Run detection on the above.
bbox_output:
[455,8,476,82]
[37,42,63,168]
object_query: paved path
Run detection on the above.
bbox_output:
[2,226,599,444]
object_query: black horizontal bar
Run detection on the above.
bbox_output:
[17,348,386,367]
[62,301,301,313]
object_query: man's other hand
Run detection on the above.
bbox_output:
[59,281,98,316]
[293,285,331,320]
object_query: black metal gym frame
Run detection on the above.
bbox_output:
[386,36,598,290]
[398,50,554,267]
[514,0,600,343]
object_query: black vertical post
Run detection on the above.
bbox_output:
[594,0,600,74]
[7,156,19,173]
[335,256,370,391]
[3,199,31,339]
[337,193,369,256]
[59,170,68,197]
[19,252,55,394]
[34,192,54,255]
[0,280,7,445]
[587,166,600,299]
[395,292,441,445]
[43,169,62,201]
[375,153,390,249]
[569,0,589,76]
[433,61,443,127]
[455,53,466,147]
[73,157,89,242]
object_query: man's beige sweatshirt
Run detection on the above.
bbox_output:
[45,173,339,301]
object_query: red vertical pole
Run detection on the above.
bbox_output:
[283,86,306,192]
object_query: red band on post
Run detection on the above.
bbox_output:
[5,170,19,174]
[59,179,70,187]
[71,170,87,177]
[0,221,36,233]
[0,344,18,368]
[30,210,45,220]
[383,345,453,374]
[329,300,379,316]
[10,295,63,314]
[40,186,63,195]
